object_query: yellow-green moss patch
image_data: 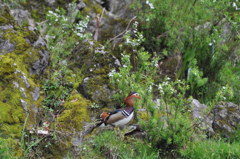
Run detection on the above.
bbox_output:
[57,90,91,131]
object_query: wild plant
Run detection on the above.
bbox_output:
[41,3,91,112]
[108,22,194,156]
[132,0,240,104]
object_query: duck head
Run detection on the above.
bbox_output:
[124,92,141,107]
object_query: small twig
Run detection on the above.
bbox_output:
[157,31,170,39]
[109,16,137,42]
[94,8,105,41]
[100,8,105,22]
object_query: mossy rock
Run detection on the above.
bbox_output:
[81,0,135,41]
[212,102,240,138]
[57,90,91,131]
[0,4,48,158]
[68,41,117,107]
[0,5,14,25]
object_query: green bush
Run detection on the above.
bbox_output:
[41,3,91,113]
[108,23,158,108]
[133,0,240,104]
[42,79,73,112]
[108,25,194,156]
[141,78,193,156]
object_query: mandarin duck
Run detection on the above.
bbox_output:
[96,92,141,127]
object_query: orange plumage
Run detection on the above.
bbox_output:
[100,112,109,121]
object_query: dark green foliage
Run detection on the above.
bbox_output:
[141,79,193,157]
[229,126,240,143]
[41,3,90,113]
[108,29,194,157]
[133,0,240,104]
[42,79,73,112]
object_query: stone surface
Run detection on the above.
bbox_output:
[192,99,240,138]
[191,99,214,136]
[30,50,49,75]
[212,102,240,138]
[0,39,15,54]
[9,9,35,30]
[77,0,86,10]
[85,0,135,41]
[20,99,28,113]
[71,41,117,106]
[45,0,56,6]
[31,87,40,101]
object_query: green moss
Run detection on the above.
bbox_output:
[0,82,25,138]
[0,15,10,25]
[0,55,16,80]
[0,3,44,143]
[93,67,110,75]
[82,0,103,15]
[137,111,149,121]
[0,6,14,25]
[4,30,31,54]
[0,137,22,158]
[57,90,91,131]
[0,3,48,158]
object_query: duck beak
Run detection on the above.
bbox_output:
[135,95,141,99]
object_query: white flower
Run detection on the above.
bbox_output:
[146,0,154,9]
[233,2,237,7]
[148,85,152,92]
[125,38,131,44]
[108,69,116,77]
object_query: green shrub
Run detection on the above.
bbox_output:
[108,23,158,108]
[133,0,240,104]
[41,3,91,113]
[108,24,194,156]
[42,79,73,112]
[141,78,193,156]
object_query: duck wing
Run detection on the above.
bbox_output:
[106,111,125,125]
